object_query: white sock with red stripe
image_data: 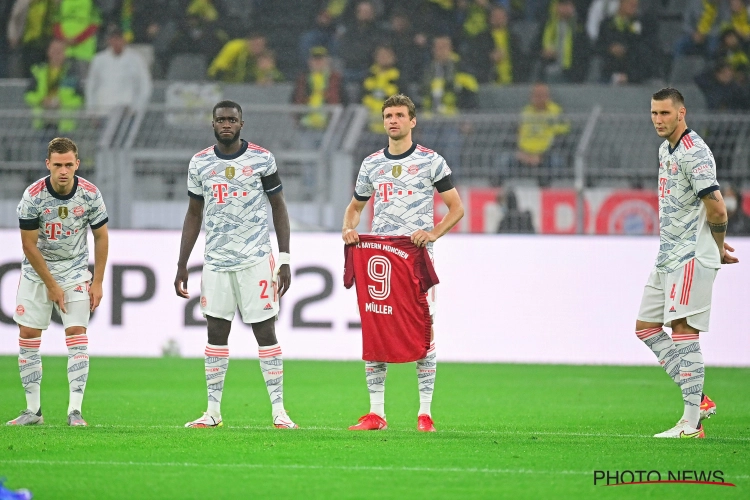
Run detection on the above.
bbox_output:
[636,327,680,385]
[18,337,42,413]
[205,344,229,419]
[66,334,89,414]
[416,342,436,416]
[365,361,387,418]
[258,344,285,416]
[674,333,704,428]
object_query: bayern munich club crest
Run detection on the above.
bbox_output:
[200,297,207,307]
[407,165,419,175]
[242,166,254,176]
[73,206,85,217]
[15,305,24,316]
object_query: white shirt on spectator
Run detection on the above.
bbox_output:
[85,46,152,112]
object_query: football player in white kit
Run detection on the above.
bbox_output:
[175,100,296,429]
[636,88,738,439]
[8,137,109,427]
[342,94,464,432]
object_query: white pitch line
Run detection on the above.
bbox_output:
[25,424,750,441]
[0,460,746,480]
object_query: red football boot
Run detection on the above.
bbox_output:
[348,413,387,430]
[417,414,436,432]
[700,394,717,421]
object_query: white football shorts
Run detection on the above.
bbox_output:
[200,255,279,324]
[637,259,718,332]
[14,276,91,330]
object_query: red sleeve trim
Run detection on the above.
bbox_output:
[28,179,47,197]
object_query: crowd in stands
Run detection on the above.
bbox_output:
[3,1,750,109]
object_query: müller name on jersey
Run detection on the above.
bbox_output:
[365,302,393,315]
[358,242,409,259]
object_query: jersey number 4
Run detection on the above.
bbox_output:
[367,256,391,300]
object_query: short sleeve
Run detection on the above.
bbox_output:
[430,154,452,185]
[187,158,203,199]
[17,190,40,230]
[685,147,719,198]
[87,187,109,229]
[261,153,279,176]
[354,161,373,201]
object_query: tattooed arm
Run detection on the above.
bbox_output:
[701,189,738,264]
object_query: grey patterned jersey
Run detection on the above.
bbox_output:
[656,129,721,273]
[354,143,452,256]
[17,176,108,287]
[188,140,281,272]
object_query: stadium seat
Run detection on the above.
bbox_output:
[166,54,208,82]
[668,56,706,84]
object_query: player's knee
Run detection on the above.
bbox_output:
[18,325,42,340]
[251,317,277,347]
[670,317,699,336]
[206,316,231,345]
[65,326,87,336]
[635,320,661,332]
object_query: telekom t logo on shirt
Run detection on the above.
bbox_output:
[212,183,229,204]
[378,182,394,202]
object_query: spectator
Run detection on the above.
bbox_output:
[694,60,750,110]
[515,83,570,169]
[25,38,82,133]
[298,9,337,71]
[254,50,285,85]
[336,0,383,83]
[723,0,750,44]
[597,0,656,84]
[386,8,429,86]
[537,0,590,83]
[362,45,401,132]
[207,32,267,83]
[85,25,152,114]
[7,0,57,78]
[53,0,100,77]
[721,183,750,235]
[292,46,347,129]
[718,27,750,72]
[468,5,523,84]
[496,188,536,233]
[673,0,731,58]
[168,12,226,65]
[103,0,172,44]
[421,35,479,115]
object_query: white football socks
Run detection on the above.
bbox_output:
[365,361,387,418]
[65,334,89,414]
[204,344,229,419]
[674,333,704,428]
[258,344,285,416]
[18,337,42,413]
[416,343,436,416]
[636,328,681,385]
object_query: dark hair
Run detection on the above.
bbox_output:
[213,100,242,119]
[382,94,416,119]
[47,137,78,159]
[652,87,685,107]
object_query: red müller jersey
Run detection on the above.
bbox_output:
[344,235,439,363]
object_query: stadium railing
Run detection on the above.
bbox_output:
[1,105,748,232]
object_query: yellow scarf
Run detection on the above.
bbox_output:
[542,15,573,69]
[302,71,328,129]
[492,28,512,84]
[697,0,718,35]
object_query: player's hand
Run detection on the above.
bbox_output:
[342,228,360,245]
[276,264,291,298]
[174,265,190,299]
[411,229,437,248]
[47,283,67,314]
[721,242,739,264]
[89,281,103,312]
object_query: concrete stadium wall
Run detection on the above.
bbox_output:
[0,231,747,365]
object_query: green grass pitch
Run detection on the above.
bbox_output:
[0,356,748,499]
